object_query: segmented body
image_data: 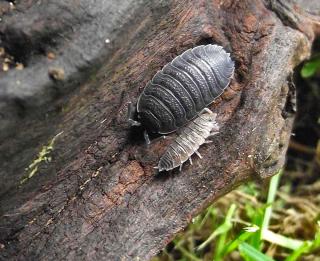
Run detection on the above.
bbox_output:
[157,110,219,172]
[137,44,234,134]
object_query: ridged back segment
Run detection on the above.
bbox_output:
[180,49,215,104]
[137,93,176,133]
[143,82,187,127]
[153,72,196,120]
[137,44,234,134]
[193,45,234,93]
[168,58,205,111]
[158,112,219,171]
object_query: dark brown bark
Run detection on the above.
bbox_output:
[0,0,319,260]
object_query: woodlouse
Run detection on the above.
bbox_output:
[133,44,234,136]
[155,109,219,172]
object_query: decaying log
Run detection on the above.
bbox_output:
[0,0,319,260]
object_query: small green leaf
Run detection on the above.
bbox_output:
[301,59,320,78]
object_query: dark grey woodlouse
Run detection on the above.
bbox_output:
[155,109,219,172]
[136,44,234,135]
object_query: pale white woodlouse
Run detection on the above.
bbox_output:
[155,108,219,172]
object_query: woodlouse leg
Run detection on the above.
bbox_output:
[202,107,214,114]
[204,140,213,144]
[209,131,219,137]
[128,119,141,126]
[150,135,168,143]
[189,157,193,165]
[211,125,219,131]
[198,108,217,122]
[195,151,202,159]
[144,130,151,145]
[127,102,141,126]
[179,163,183,172]
[145,135,169,147]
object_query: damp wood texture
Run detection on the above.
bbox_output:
[0,0,320,260]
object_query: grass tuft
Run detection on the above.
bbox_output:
[152,168,320,261]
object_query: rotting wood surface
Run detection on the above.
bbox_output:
[0,0,319,260]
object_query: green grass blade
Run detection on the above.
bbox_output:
[248,207,264,249]
[220,228,259,256]
[262,229,309,250]
[285,228,320,261]
[285,242,312,261]
[239,242,276,261]
[312,228,320,250]
[199,205,215,228]
[214,220,233,261]
[197,204,236,251]
[175,245,201,261]
[261,170,282,238]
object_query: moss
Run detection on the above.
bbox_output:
[20,131,63,185]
